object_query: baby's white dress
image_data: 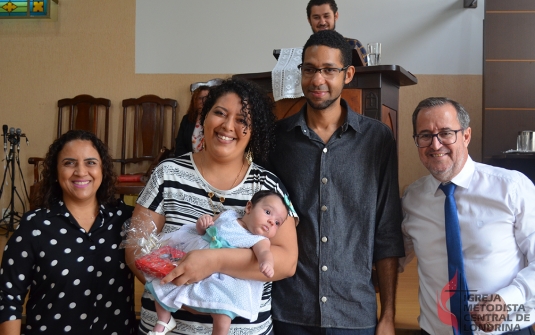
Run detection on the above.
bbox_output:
[148,210,266,321]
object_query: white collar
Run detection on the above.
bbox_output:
[423,155,474,196]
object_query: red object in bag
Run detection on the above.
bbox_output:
[135,246,186,278]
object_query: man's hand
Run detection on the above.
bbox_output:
[375,257,398,335]
[375,318,396,335]
[470,294,508,333]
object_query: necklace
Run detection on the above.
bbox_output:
[73,214,95,221]
[71,210,97,222]
[199,151,246,215]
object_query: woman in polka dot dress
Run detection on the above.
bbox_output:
[0,130,137,335]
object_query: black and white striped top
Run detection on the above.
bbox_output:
[136,153,296,335]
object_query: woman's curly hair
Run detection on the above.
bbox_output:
[34,130,117,209]
[199,77,276,164]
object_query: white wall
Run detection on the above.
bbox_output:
[136,0,484,75]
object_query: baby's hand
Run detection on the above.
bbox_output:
[196,214,214,230]
[259,261,274,278]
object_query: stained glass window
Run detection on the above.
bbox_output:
[0,0,53,18]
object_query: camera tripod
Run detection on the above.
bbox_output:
[0,127,28,236]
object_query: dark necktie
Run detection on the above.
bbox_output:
[439,183,473,335]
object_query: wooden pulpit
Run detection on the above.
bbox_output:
[233,65,417,141]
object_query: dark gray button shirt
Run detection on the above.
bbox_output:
[269,100,404,329]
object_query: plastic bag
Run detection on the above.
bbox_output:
[136,245,186,278]
[120,209,186,278]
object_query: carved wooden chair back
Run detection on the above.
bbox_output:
[118,94,178,175]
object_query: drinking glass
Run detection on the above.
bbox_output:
[367,42,381,66]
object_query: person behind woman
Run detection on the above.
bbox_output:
[126,77,298,335]
[174,84,211,157]
[0,130,137,335]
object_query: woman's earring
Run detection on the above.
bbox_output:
[245,148,253,165]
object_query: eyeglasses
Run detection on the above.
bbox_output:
[297,64,349,79]
[413,129,464,148]
[197,96,208,103]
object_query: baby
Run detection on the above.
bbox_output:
[145,190,289,335]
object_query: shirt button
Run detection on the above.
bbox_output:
[321,236,328,243]
[321,177,328,184]
[321,296,327,303]
[321,265,328,271]
[321,205,327,212]
[323,148,328,153]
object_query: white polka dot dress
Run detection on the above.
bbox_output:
[0,201,137,335]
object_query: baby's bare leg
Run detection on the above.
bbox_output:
[153,302,172,332]
[211,313,231,335]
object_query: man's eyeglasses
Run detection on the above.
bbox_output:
[413,129,464,148]
[297,64,349,79]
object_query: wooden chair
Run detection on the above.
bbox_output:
[56,94,111,144]
[28,95,111,209]
[114,95,178,196]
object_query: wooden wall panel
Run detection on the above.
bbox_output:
[484,62,535,108]
[486,0,535,11]
[484,13,535,59]
[484,3,535,167]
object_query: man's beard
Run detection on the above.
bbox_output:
[305,93,340,110]
[312,23,336,34]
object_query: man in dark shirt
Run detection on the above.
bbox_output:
[269,30,404,335]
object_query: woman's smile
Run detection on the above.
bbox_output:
[217,133,236,142]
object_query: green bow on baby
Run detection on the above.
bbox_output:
[202,226,232,249]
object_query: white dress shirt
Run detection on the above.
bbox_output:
[401,156,535,334]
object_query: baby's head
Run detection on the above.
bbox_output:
[242,190,290,238]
